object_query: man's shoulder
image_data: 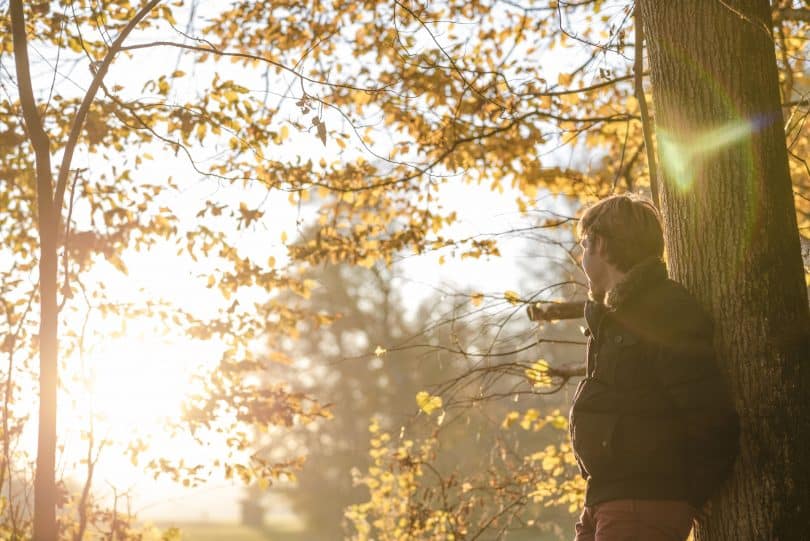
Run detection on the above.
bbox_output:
[656,279,710,316]
[631,279,714,338]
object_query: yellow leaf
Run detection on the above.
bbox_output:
[276,125,289,144]
[504,290,521,304]
[471,292,484,306]
[374,345,386,357]
[558,73,572,86]
[525,360,552,387]
[353,91,372,106]
[542,454,559,472]
[416,391,442,415]
[501,411,520,429]
[357,254,376,268]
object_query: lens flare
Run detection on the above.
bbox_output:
[658,117,772,192]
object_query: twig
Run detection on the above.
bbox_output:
[634,3,659,207]
[2,288,36,540]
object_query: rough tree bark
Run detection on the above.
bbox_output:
[640,1,810,540]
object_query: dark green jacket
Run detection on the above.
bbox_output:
[569,257,740,509]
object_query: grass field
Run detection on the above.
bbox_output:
[152,521,312,541]
[151,520,574,541]
[154,524,574,541]
[170,524,270,541]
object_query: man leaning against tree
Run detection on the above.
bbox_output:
[567,194,740,541]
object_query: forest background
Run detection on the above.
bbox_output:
[1,0,808,540]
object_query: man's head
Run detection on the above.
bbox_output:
[577,194,664,294]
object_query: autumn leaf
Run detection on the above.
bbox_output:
[501,411,520,429]
[525,360,552,387]
[275,125,290,144]
[415,391,442,415]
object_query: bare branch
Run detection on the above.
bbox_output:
[635,4,660,208]
[119,40,394,94]
[526,301,584,321]
[517,73,639,98]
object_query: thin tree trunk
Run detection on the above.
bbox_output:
[9,1,59,539]
[10,3,160,537]
[641,1,810,540]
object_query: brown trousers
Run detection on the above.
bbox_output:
[574,499,698,541]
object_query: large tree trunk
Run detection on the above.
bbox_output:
[641,1,810,540]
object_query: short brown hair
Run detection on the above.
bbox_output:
[577,194,664,271]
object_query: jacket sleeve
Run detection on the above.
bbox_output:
[652,307,740,507]
[574,452,590,481]
[568,400,590,481]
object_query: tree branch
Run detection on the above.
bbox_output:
[526,301,584,321]
[517,73,640,98]
[634,3,660,208]
[773,7,810,23]
[119,40,393,94]
[10,0,53,189]
[53,0,162,219]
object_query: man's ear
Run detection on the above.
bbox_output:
[593,234,606,256]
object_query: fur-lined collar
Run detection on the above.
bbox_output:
[593,256,668,312]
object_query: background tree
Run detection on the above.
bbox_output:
[257,260,428,537]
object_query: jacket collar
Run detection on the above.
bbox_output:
[584,256,668,333]
[603,256,668,311]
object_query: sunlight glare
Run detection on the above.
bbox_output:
[82,337,199,437]
[658,118,763,191]
[58,328,226,487]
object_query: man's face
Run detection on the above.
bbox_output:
[580,234,609,294]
